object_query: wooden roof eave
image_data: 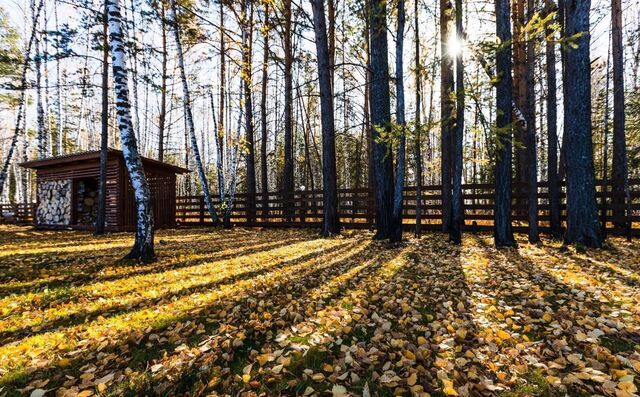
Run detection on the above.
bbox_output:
[19,149,191,175]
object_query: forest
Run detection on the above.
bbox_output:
[0,0,640,395]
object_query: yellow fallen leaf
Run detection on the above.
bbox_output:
[496,330,511,341]
[407,372,417,386]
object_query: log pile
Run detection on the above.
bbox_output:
[36,180,71,225]
[76,180,98,225]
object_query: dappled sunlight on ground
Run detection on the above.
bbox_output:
[0,225,639,396]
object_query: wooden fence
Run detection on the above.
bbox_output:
[176,179,640,236]
[0,203,35,225]
[3,179,639,235]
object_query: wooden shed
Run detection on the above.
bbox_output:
[21,149,190,232]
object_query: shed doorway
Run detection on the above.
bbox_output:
[73,178,99,226]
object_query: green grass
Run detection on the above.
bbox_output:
[502,370,558,397]
[600,336,638,353]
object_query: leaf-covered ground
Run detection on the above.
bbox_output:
[0,225,639,397]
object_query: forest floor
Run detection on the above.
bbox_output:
[0,226,639,397]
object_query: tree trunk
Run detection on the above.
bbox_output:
[260,1,270,218]
[218,0,226,200]
[545,0,561,237]
[242,0,257,223]
[494,0,516,247]
[450,0,464,244]
[106,0,155,262]
[512,0,527,186]
[35,17,47,160]
[611,0,627,229]
[158,0,167,162]
[440,0,454,232]
[562,0,602,247]
[282,0,295,219]
[54,0,64,155]
[170,0,219,225]
[311,0,340,236]
[414,0,423,238]
[369,0,394,240]
[0,0,44,197]
[391,0,406,243]
[96,4,109,235]
[525,0,539,242]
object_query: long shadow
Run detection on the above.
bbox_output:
[0,237,373,393]
[184,236,477,397]
[0,240,358,346]
[472,235,639,394]
[0,235,304,298]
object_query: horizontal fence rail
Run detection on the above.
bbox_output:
[0,203,35,224]
[176,179,640,236]
[3,179,639,236]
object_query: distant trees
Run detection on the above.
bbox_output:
[1,0,635,252]
[169,0,218,225]
[0,0,43,198]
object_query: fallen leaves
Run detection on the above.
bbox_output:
[1,227,640,396]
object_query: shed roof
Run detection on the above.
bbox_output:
[20,149,191,174]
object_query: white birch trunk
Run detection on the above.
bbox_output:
[169,0,219,225]
[106,0,155,262]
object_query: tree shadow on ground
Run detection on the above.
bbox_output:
[472,235,640,396]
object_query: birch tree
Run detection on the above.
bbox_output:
[106,0,155,262]
[169,0,218,225]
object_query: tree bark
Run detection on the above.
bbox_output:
[54,0,64,155]
[170,0,219,225]
[311,0,340,236]
[450,0,464,244]
[611,0,627,229]
[260,1,270,219]
[368,0,394,240]
[525,0,539,242]
[106,0,155,262]
[391,0,406,243]
[414,0,423,238]
[545,0,561,237]
[440,0,454,232]
[562,0,602,247]
[494,0,516,247]
[96,4,110,235]
[218,0,226,201]
[241,0,257,223]
[35,14,47,160]
[158,0,167,162]
[282,0,295,219]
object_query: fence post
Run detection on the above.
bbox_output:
[199,196,205,225]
